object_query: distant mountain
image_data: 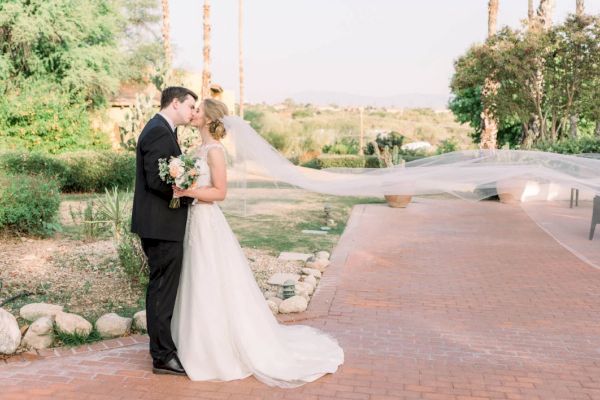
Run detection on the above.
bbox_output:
[282,91,450,109]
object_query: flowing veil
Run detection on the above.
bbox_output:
[220,115,600,268]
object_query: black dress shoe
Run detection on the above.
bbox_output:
[152,355,186,376]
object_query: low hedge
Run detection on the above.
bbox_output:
[314,155,366,169]
[0,151,136,193]
[0,152,70,188]
[0,174,61,236]
[58,151,135,193]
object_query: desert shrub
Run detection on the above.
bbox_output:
[322,137,360,155]
[118,224,149,287]
[436,138,459,154]
[261,132,290,152]
[365,131,405,155]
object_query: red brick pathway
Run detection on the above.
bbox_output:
[2,199,600,399]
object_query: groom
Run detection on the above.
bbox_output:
[131,86,197,375]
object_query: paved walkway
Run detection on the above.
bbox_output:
[2,199,600,400]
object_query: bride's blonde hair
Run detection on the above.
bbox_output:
[203,98,230,140]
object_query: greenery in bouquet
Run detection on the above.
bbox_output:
[158,155,199,208]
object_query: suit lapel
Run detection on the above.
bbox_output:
[154,114,182,154]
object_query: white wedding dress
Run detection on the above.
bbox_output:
[171,143,344,388]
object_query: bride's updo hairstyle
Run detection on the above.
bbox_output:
[203,98,230,140]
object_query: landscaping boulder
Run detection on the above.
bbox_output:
[303,274,318,289]
[21,317,54,350]
[301,268,322,279]
[55,312,92,337]
[306,259,330,272]
[0,308,21,354]
[278,296,308,314]
[95,313,132,339]
[296,281,314,296]
[315,251,330,260]
[133,310,147,332]
[267,297,283,307]
[19,303,63,322]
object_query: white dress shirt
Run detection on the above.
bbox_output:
[158,112,176,133]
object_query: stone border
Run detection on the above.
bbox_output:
[276,205,363,323]
[2,205,365,363]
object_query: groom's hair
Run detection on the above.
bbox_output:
[160,87,198,109]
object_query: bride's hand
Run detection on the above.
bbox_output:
[173,185,189,198]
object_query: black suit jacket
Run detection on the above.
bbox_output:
[131,114,189,241]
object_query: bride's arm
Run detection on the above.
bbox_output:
[173,148,227,202]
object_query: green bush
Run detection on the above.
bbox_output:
[0,81,109,154]
[322,137,360,155]
[260,131,292,153]
[365,131,405,155]
[436,138,459,155]
[118,224,149,288]
[301,158,321,169]
[0,152,71,188]
[59,151,136,193]
[0,151,136,193]
[365,155,381,168]
[534,136,600,154]
[314,155,366,169]
[0,175,61,236]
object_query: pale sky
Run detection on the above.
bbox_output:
[169,0,600,105]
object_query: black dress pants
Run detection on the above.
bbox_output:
[141,238,184,364]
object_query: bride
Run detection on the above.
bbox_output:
[171,99,344,388]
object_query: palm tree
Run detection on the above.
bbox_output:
[202,0,212,99]
[161,0,172,85]
[480,0,499,150]
[487,0,499,37]
[238,0,244,118]
[537,0,555,30]
[576,0,584,16]
[528,0,534,24]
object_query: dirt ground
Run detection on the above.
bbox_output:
[0,236,303,322]
[0,190,346,324]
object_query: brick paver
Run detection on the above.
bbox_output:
[2,199,600,399]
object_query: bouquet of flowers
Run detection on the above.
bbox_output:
[158,154,199,208]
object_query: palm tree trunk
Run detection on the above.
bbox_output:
[161,0,172,86]
[202,0,212,100]
[238,0,244,118]
[528,0,534,23]
[537,0,555,30]
[359,107,364,155]
[488,0,499,37]
[576,0,584,16]
[480,0,499,150]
